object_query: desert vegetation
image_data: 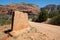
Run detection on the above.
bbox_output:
[29,10,60,26]
[0,14,11,26]
[29,10,48,23]
[0,3,60,40]
[48,15,60,26]
[48,10,60,18]
[0,3,60,26]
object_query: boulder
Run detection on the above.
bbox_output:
[13,11,28,31]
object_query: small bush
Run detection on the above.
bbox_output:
[32,14,39,22]
[48,10,60,18]
[28,15,34,19]
[48,15,60,26]
[35,10,48,22]
[0,14,11,26]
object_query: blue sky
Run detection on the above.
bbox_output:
[0,0,60,7]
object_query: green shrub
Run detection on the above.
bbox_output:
[32,14,39,22]
[48,10,60,18]
[48,15,60,26]
[28,15,34,19]
[35,10,48,22]
[0,14,11,26]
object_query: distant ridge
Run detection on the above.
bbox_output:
[41,4,60,13]
[0,3,40,14]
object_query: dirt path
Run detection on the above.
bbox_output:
[0,21,60,40]
[29,21,60,40]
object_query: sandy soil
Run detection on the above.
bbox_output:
[0,21,60,40]
[29,21,60,40]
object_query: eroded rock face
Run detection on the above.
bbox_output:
[41,4,60,13]
[0,3,40,14]
[13,11,28,31]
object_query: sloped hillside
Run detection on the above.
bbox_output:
[41,4,60,13]
[0,3,40,14]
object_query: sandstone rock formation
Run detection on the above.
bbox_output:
[13,11,28,31]
[0,3,40,14]
[1,11,28,40]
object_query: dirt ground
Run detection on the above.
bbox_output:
[0,21,60,40]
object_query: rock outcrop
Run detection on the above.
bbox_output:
[0,3,40,14]
[41,4,60,13]
[13,11,28,31]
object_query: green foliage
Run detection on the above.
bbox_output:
[0,14,11,26]
[35,10,48,22]
[48,15,60,26]
[28,15,34,19]
[32,14,39,22]
[48,10,60,18]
